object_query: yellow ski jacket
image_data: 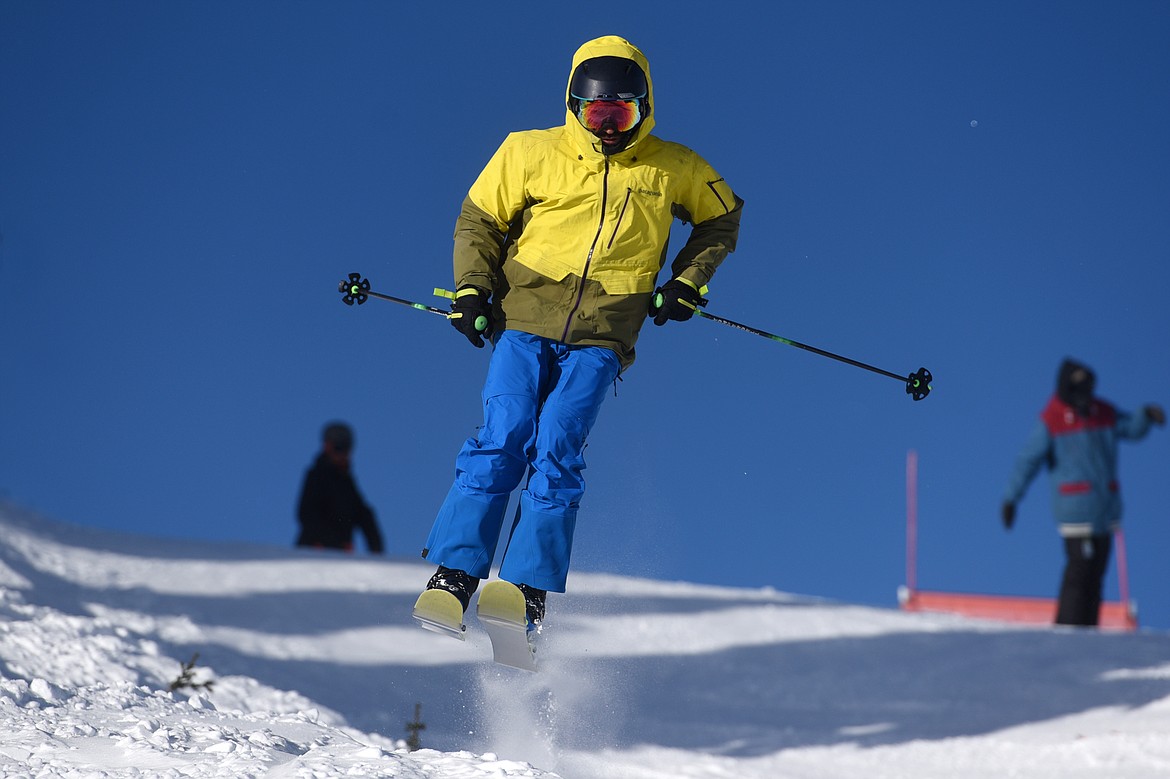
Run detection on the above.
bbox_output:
[453,35,743,369]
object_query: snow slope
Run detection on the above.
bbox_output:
[2,501,1169,778]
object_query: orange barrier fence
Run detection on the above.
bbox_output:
[899,587,1138,631]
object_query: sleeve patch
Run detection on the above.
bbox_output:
[706,178,735,213]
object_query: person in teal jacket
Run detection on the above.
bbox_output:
[1002,358,1164,626]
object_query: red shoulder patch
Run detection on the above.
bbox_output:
[1041,395,1117,435]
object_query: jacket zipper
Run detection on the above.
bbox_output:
[608,188,632,248]
[562,155,610,342]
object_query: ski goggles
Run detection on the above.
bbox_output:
[573,96,643,134]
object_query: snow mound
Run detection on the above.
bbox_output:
[2,501,1170,778]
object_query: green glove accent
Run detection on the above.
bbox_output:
[449,286,494,347]
[651,278,705,326]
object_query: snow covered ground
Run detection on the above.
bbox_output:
[2,502,1170,778]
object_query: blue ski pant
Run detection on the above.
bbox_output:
[423,330,621,592]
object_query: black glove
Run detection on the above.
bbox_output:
[1001,501,1016,531]
[449,286,494,348]
[1145,404,1166,426]
[651,279,702,326]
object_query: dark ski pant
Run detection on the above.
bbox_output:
[1055,533,1112,626]
[423,330,621,593]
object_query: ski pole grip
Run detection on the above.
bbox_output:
[475,315,489,333]
[650,289,709,315]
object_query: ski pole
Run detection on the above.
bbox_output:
[655,292,933,400]
[338,272,489,333]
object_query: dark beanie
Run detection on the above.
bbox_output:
[1056,359,1095,415]
[323,422,354,452]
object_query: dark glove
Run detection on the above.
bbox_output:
[651,278,703,326]
[1145,404,1166,426]
[448,286,494,348]
[1001,501,1016,531]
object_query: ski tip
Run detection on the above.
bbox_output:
[476,582,538,671]
[412,589,468,641]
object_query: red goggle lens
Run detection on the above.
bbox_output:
[575,98,642,134]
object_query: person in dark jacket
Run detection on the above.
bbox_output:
[296,422,384,554]
[1002,359,1164,626]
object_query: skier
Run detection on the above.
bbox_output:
[1002,359,1164,626]
[418,35,743,631]
[296,422,384,554]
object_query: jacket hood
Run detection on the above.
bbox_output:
[565,35,655,155]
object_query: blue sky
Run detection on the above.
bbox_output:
[3,2,1168,627]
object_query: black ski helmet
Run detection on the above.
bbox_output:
[568,55,650,123]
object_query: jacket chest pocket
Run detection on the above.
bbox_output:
[591,181,672,291]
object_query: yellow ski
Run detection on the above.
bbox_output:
[476,581,537,671]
